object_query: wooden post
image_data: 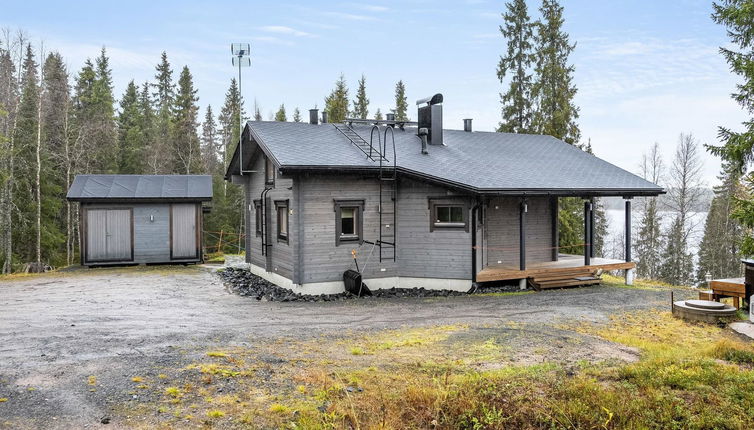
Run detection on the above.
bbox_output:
[584,200,591,266]
[519,198,527,271]
[589,197,596,258]
[550,196,559,261]
[625,199,632,262]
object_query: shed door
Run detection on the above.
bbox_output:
[86,209,132,262]
[171,204,198,259]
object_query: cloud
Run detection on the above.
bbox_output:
[323,11,377,21]
[356,4,389,12]
[259,25,314,37]
[251,36,294,46]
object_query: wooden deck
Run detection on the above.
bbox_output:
[476,254,635,283]
[707,277,747,308]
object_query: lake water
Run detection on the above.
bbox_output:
[604,209,708,265]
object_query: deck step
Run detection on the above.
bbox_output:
[529,276,601,290]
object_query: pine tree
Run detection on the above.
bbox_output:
[11,44,38,263]
[352,74,369,119]
[531,0,580,145]
[91,47,117,173]
[0,47,15,272]
[172,65,201,174]
[394,80,408,121]
[274,104,287,121]
[696,163,746,281]
[708,1,754,256]
[151,52,174,173]
[497,0,535,133]
[253,99,262,121]
[200,105,220,175]
[137,81,156,173]
[660,216,694,285]
[218,78,245,167]
[375,108,383,121]
[117,80,144,174]
[324,74,349,123]
[39,52,67,265]
[292,107,301,122]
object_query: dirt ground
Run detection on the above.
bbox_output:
[0,266,691,429]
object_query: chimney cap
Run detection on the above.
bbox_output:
[416,93,443,106]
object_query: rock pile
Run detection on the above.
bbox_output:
[218,268,525,302]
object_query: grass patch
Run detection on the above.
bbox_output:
[602,273,693,290]
[206,351,228,358]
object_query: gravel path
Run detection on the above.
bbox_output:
[0,266,688,429]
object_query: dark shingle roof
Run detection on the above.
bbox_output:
[237,121,663,196]
[67,175,213,201]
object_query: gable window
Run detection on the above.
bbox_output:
[334,199,364,245]
[253,200,262,237]
[265,157,276,186]
[429,199,468,231]
[275,200,288,243]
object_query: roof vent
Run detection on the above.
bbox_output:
[464,118,472,132]
[417,93,443,145]
[386,112,395,127]
[309,109,319,124]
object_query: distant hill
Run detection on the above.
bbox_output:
[602,188,713,213]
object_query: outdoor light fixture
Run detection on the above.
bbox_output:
[149,214,154,223]
[705,272,712,288]
[230,43,252,175]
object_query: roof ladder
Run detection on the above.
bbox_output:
[377,126,396,262]
[334,123,388,163]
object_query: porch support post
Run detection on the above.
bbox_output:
[519,197,527,271]
[589,198,596,258]
[625,198,634,285]
[550,196,559,261]
[584,199,592,266]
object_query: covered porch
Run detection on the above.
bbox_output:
[475,196,636,287]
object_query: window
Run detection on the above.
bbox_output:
[275,201,288,243]
[429,200,468,231]
[334,199,364,245]
[253,200,262,237]
[265,157,276,186]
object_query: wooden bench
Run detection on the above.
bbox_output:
[707,277,746,309]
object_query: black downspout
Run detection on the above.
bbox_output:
[471,202,479,283]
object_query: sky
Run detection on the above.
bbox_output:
[1,0,746,185]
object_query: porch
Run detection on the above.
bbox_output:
[476,254,635,283]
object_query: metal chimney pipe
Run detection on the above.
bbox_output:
[309,109,319,124]
[464,119,472,132]
[386,112,395,128]
[321,111,328,124]
[419,127,429,155]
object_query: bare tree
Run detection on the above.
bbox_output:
[634,142,665,279]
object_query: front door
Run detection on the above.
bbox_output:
[86,208,133,262]
[171,204,198,259]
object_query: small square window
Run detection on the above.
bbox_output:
[340,207,358,240]
[430,201,468,231]
[254,200,262,236]
[334,200,364,245]
[275,200,288,244]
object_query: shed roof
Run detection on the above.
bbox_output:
[228,121,663,196]
[67,175,213,202]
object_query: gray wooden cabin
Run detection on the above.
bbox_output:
[226,94,663,294]
[67,175,212,266]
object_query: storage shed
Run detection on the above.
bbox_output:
[66,175,213,266]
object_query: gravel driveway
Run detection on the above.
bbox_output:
[0,266,684,429]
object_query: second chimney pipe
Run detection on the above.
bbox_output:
[322,111,328,124]
[309,109,319,124]
[464,119,472,132]
[419,127,429,155]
